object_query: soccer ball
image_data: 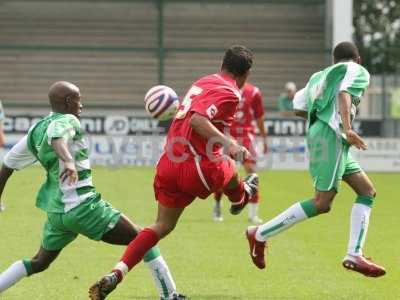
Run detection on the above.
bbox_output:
[144,85,179,121]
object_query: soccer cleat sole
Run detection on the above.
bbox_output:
[88,282,104,300]
[342,259,386,277]
[88,274,118,300]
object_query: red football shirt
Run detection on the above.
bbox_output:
[165,72,241,160]
[230,83,264,137]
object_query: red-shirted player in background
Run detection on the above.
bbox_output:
[213,82,268,223]
[89,45,259,300]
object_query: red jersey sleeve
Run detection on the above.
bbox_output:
[251,88,265,119]
[190,87,239,124]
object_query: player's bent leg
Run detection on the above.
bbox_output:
[0,213,76,293]
[341,172,385,277]
[343,172,376,258]
[100,213,185,300]
[224,173,246,214]
[89,203,185,300]
[313,189,337,214]
[118,203,184,269]
[224,172,259,215]
[101,213,140,245]
[90,203,188,300]
[243,161,262,224]
[246,199,316,268]
[30,247,61,273]
[150,202,185,239]
[254,192,332,243]
[251,190,334,243]
[343,171,376,197]
[0,247,60,293]
[246,191,336,269]
[147,205,186,300]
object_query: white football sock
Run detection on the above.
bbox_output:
[0,261,28,292]
[146,256,177,299]
[248,203,259,219]
[114,261,129,277]
[255,202,309,241]
[347,203,371,256]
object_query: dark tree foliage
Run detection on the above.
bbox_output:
[353,0,400,74]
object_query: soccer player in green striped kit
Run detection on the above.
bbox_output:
[246,42,386,277]
[0,81,187,300]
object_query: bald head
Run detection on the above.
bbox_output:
[48,81,82,117]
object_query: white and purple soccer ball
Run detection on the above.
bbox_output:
[144,85,180,121]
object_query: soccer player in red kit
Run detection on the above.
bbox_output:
[213,82,268,223]
[89,45,259,300]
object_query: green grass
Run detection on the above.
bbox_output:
[0,167,399,300]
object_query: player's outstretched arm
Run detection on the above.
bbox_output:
[190,113,249,161]
[339,91,367,150]
[0,165,13,212]
[51,138,78,185]
[0,135,37,212]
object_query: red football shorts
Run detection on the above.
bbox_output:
[154,153,236,208]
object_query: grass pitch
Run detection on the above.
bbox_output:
[0,167,399,300]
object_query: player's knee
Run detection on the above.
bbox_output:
[31,258,52,273]
[316,202,332,214]
[122,231,138,244]
[314,198,333,214]
[314,191,336,214]
[126,225,140,241]
[224,173,240,190]
[156,222,176,239]
[357,188,376,200]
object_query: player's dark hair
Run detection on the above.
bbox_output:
[221,45,253,77]
[333,42,360,63]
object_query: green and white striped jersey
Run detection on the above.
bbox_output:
[293,61,370,136]
[4,112,98,213]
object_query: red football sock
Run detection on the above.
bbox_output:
[120,228,159,271]
[224,181,245,204]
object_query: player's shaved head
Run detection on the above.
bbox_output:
[222,45,253,77]
[333,42,360,64]
[48,81,79,107]
[48,81,82,117]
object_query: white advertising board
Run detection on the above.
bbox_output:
[1,135,399,172]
